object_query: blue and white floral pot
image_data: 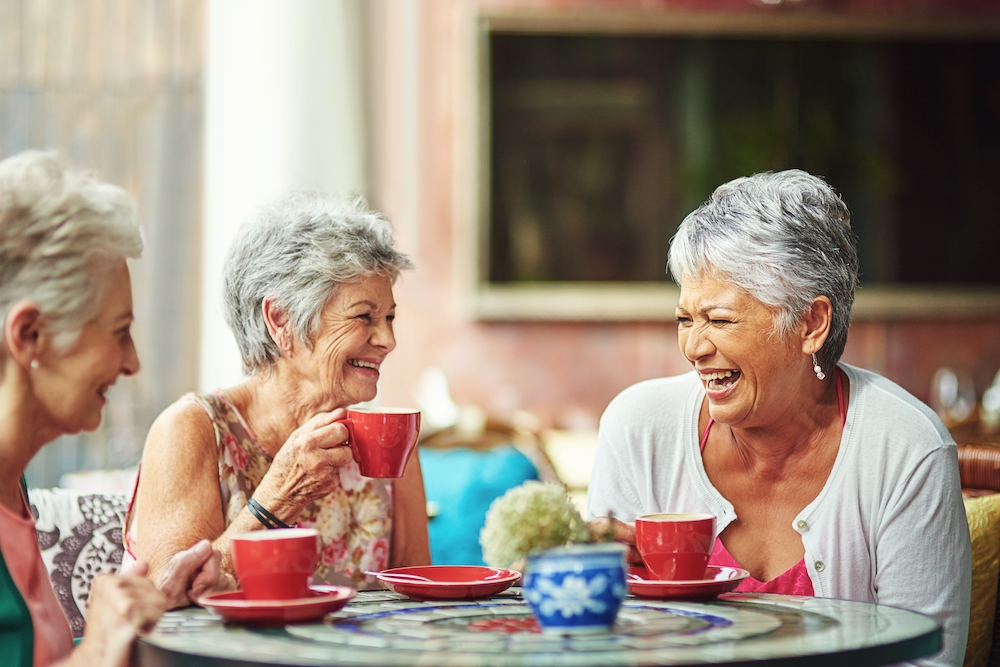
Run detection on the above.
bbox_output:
[522,543,627,634]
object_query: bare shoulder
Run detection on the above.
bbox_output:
[143,397,218,467]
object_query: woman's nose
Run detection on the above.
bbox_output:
[371,319,396,352]
[121,338,141,377]
[681,325,713,362]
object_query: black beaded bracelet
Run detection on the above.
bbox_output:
[247,497,291,529]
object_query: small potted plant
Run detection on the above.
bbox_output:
[480,481,627,634]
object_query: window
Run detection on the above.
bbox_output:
[460,10,1000,319]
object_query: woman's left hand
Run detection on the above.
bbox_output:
[157,539,234,609]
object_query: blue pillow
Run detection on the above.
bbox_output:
[419,445,539,566]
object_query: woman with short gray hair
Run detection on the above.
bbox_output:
[588,170,970,667]
[126,190,430,595]
[0,150,221,666]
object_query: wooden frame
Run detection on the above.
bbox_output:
[454,6,1000,322]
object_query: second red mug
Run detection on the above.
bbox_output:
[634,513,717,581]
[336,407,420,478]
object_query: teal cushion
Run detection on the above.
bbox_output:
[419,445,539,565]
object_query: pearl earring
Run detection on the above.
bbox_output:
[30,359,39,369]
[812,353,825,380]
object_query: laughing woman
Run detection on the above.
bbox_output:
[125,191,430,594]
[588,170,970,667]
[0,151,219,667]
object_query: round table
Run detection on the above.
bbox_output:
[137,589,941,667]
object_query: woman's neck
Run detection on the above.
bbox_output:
[225,369,343,458]
[0,362,56,514]
[701,368,847,472]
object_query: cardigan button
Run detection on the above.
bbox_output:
[796,520,808,530]
[814,561,825,572]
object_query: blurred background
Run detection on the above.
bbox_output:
[5,1,1000,550]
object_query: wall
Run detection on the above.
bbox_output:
[370,0,1000,430]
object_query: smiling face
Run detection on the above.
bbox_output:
[35,260,140,434]
[676,271,807,428]
[295,274,397,409]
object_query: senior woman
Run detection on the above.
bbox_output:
[125,191,430,592]
[0,150,221,667]
[589,170,970,667]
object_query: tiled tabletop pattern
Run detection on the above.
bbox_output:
[139,589,940,666]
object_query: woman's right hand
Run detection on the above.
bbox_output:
[260,409,356,508]
[65,562,167,667]
[588,516,643,566]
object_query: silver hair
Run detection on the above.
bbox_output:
[223,190,415,374]
[0,150,143,350]
[667,169,858,370]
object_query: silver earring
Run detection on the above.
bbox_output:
[30,359,39,369]
[812,353,825,380]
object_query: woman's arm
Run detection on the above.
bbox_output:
[872,446,971,667]
[389,452,431,567]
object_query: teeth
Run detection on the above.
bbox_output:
[349,360,379,370]
[699,371,735,381]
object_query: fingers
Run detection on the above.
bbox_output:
[588,516,636,545]
[187,548,223,603]
[159,540,214,608]
[94,573,167,636]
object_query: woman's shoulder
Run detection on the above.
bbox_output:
[844,364,954,450]
[601,372,700,427]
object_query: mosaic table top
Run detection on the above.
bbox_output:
[137,589,940,667]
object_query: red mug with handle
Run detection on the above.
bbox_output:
[335,407,421,478]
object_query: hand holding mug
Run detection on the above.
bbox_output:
[263,409,355,507]
[588,516,643,566]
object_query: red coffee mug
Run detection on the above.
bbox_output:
[336,407,420,478]
[232,528,319,600]
[634,513,716,581]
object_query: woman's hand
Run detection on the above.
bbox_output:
[157,539,235,609]
[588,516,642,566]
[65,562,167,667]
[259,408,355,509]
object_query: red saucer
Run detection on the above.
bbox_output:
[198,585,355,626]
[626,565,749,601]
[375,565,521,601]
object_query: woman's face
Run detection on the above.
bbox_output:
[297,274,397,409]
[676,271,805,428]
[36,261,140,434]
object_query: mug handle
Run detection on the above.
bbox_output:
[333,418,361,465]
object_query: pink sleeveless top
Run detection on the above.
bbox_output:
[0,490,73,667]
[701,370,845,595]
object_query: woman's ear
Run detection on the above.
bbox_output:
[261,297,295,354]
[800,296,832,355]
[4,300,44,369]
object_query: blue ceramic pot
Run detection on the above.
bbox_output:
[522,543,627,634]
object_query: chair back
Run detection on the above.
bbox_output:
[29,488,129,638]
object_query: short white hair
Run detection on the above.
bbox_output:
[668,170,858,370]
[223,190,414,374]
[0,150,144,350]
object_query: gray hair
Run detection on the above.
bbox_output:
[667,169,858,370]
[223,190,415,374]
[0,150,143,350]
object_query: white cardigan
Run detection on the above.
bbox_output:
[587,364,971,667]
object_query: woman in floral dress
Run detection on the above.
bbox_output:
[124,191,430,595]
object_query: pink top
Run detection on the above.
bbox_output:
[700,370,845,596]
[0,490,74,667]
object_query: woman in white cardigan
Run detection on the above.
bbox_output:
[588,169,970,667]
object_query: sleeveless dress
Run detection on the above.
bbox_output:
[702,370,846,595]
[124,392,393,590]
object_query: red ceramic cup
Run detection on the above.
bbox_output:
[232,528,319,600]
[634,513,717,581]
[336,407,421,478]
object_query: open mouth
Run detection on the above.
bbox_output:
[699,370,741,391]
[348,359,381,372]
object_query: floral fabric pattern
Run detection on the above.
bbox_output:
[186,392,393,589]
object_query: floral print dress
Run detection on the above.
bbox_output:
[124,391,393,590]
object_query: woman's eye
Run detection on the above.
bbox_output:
[386,314,395,323]
[676,316,691,325]
[357,314,372,323]
[710,319,732,325]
